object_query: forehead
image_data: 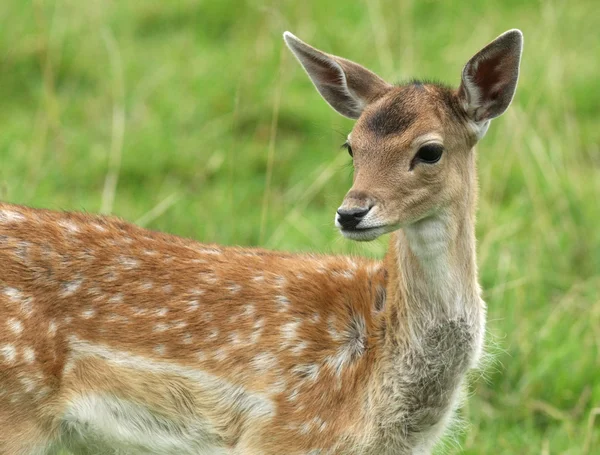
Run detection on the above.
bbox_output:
[352,83,461,144]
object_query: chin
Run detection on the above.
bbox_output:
[339,226,390,242]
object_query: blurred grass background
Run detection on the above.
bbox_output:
[1,0,599,453]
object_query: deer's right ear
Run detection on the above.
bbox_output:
[283,32,392,119]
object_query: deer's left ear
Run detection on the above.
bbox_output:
[459,29,523,128]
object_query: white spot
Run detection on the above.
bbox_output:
[118,256,139,270]
[1,344,17,364]
[291,341,308,356]
[64,316,73,324]
[327,315,341,341]
[143,250,158,256]
[276,295,290,312]
[19,375,37,393]
[252,274,265,283]
[204,312,213,322]
[312,416,327,432]
[274,276,286,288]
[48,320,57,336]
[153,345,166,355]
[107,313,129,323]
[182,334,193,345]
[345,258,358,269]
[132,306,148,316]
[162,284,173,294]
[252,352,278,372]
[187,300,200,312]
[208,328,219,340]
[229,332,242,344]
[104,270,119,282]
[0,209,26,223]
[227,283,242,294]
[198,247,221,255]
[156,308,168,317]
[154,323,169,333]
[287,388,299,402]
[15,241,31,261]
[242,304,255,316]
[91,222,107,232]
[300,423,311,435]
[7,318,23,335]
[4,287,22,302]
[214,348,228,361]
[333,270,355,279]
[4,287,33,316]
[251,318,265,343]
[200,273,218,285]
[23,347,36,364]
[173,321,187,330]
[60,279,83,297]
[59,220,80,233]
[108,293,123,304]
[21,297,33,316]
[81,308,96,319]
[367,263,383,277]
[139,280,154,291]
[37,386,51,399]
[281,320,301,343]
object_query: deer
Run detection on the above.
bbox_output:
[0,28,522,455]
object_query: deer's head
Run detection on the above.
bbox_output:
[284,30,522,241]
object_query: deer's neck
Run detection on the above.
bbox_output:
[383,192,483,345]
[365,188,485,446]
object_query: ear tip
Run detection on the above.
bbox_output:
[502,29,524,45]
[283,31,298,45]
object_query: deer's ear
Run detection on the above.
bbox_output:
[459,29,523,127]
[284,32,392,119]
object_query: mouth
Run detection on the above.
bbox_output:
[339,225,392,242]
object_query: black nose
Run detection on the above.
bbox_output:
[336,206,371,230]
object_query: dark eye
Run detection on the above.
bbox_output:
[342,142,353,157]
[415,143,443,164]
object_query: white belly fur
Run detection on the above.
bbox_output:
[58,393,230,454]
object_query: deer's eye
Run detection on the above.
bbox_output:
[342,142,353,157]
[415,144,443,164]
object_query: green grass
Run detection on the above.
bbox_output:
[1,0,599,453]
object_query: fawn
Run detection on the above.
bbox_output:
[0,29,522,454]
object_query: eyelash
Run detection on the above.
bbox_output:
[341,142,353,157]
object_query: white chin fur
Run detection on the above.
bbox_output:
[340,227,388,242]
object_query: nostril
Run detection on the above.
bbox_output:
[337,207,371,220]
[336,206,372,229]
[351,207,370,219]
